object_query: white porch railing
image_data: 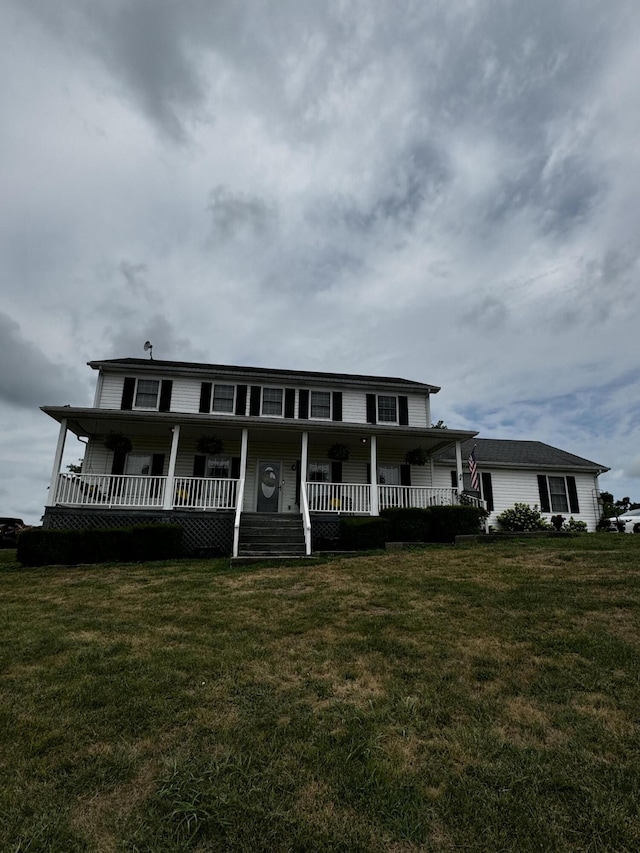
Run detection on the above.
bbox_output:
[173,476,238,510]
[54,473,238,511]
[306,482,371,514]
[55,473,166,508]
[307,483,486,513]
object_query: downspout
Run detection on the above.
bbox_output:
[300,431,311,555]
[46,419,68,506]
[163,424,180,510]
[425,392,431,428]
[370,435,379,516]
[232,428,248,557]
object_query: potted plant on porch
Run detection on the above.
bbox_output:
[196,434,224,456]
[103,432,133,455]
[327,443,350,462]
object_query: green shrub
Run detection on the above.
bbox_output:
[17,524,183,567]
[497,503,550,532]
[565,516,588,533]
[339,517,389,550]
[427,505,487,542]
[380,508,431,542]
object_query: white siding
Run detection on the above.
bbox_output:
[434,465,602,531]
[98,374,125,409]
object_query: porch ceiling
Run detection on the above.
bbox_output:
[42,406,476,455]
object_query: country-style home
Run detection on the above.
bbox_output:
[41,357,608,555]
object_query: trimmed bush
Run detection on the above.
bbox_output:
[17,524,183,567]
[497,503,550,532]
[339,517,390,551]
[427,505,487,542]
[380,508,431,542]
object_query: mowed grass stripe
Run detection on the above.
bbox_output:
[0,537,639,852]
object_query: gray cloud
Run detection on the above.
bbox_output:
[0,312,86,408]
[207,186,274,244]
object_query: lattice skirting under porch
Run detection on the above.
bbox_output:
[310,514,341,550]
[43,508,234,556]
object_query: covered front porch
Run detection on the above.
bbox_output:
[43,408,481,556]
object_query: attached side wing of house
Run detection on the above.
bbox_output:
[41,358,479,556]
[432,438,609,532]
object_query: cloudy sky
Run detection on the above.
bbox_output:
[1,0,639,523]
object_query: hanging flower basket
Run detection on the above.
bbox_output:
[405,446,428,466]
[327,443,350,462]
[196,434,224,456]
[103,432,133,455]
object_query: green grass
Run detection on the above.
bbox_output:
[1,536,639,852]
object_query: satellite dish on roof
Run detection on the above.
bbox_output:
[143,341,153,360]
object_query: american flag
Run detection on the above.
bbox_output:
[468,445,479,491]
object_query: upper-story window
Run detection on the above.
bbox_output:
[310,391,331,419]
[212,384,235,413]
[262,387,283,416]
[135,379,160,409]
[377,395,397,423]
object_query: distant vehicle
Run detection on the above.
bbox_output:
[605,508,640,533]
[0,517,26,548]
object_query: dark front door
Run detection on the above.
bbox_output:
[257,461,281,512]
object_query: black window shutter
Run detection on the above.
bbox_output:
[331,461,343,483]
[284,388,295,418]
[566,476,580,513]
[235,385,247,416]
[151,454,165,476]
[121,377,135,410]
[199,382,212,413]
[298,389,309,419]
[111,451,127,475]
[366,394,377,424]
[399,396,409,425]
[451,470,457,488]
[231,457,241,479]
[400,464,411,486]
[159,380,172,412]
[332,391,343,422]
[537,475,551,512]
[249,386,261,416]
[366,462,372,483]
[295,460,301,506]
[481,472,494,512]
[193,455,206,477]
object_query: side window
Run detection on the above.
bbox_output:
[135,379,159,409]
[308,462,330,482]
[262,387,283,416]
[212,384,235,413]
[377,395,397,423]
[206,456,231,478]
[310,391,331,419]
[378,464,400,484]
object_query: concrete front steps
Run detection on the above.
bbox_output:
[235,513,307,559]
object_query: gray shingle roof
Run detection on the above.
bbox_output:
[88,357,440,392]
[433,438,608,471]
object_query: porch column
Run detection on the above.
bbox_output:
[163,424,181,510]
[239,427,248,482]
[46,419,68,506]
[370,435,379,516]
[300,431,309,489]
[455,440,463,497]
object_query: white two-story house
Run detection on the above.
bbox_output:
[41,357,608,556]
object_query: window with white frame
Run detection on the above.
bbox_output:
[206,456,231,478]
[212,384,235,413]
[378,464,400,485]
[310,391,331,419]
[377,395,397,423]
[125,453,152,475]
[308,461,330,482]
[134,379,159,409]
[548,476,569,512]
[262,387,283,416]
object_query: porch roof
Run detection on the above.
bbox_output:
[432,437,609,473]
[41,405,477,455]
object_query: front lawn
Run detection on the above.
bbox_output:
[1,537,639,851]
